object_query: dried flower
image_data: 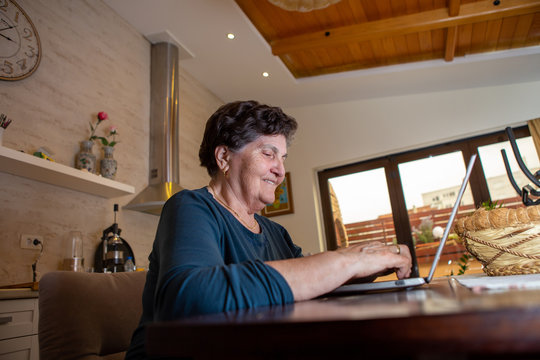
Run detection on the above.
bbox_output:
[89,111,108,141]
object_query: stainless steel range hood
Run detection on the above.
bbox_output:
[124,42,183,215]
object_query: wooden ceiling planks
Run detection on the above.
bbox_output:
[235,0,540,78]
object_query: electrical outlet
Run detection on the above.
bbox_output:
[20,234,44,250]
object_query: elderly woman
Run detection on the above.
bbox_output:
[126,100,412,359]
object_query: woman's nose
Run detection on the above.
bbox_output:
[273,158,285,178]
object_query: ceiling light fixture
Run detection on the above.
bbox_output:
[262,72,269,77]
[267,0,341,12]
[227,33,235,40]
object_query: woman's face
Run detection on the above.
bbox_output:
[228,134,287,212]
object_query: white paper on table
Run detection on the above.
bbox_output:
[454,273,540,291]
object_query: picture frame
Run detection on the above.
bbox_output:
[262,172,294,217]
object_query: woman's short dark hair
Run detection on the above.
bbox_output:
[199,100,298,177]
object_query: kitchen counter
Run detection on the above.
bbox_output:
[0,289,38,300]
[0,289,39,359]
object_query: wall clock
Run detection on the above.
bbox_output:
[0,0,41,81]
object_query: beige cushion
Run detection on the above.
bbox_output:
[38,271,146,360]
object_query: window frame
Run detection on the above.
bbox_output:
[318,125,530,277]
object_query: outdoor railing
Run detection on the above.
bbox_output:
[344,196,524,255]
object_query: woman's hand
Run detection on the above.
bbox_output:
[337,241,412,280]
[267,241,413,301]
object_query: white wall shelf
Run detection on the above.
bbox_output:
[0,146,134,198]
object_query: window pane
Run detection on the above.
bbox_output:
[398,152,481,277]
[328,168,395,248]
[477,136,540,206]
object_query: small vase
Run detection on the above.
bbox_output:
[100,146,117,179]
[75,140,96,173]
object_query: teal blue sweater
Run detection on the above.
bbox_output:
[126,187,302,359]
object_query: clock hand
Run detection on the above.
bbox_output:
[0,32,14,42]
[0,25,15,32]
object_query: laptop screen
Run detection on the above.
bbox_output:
[425,154,477,282]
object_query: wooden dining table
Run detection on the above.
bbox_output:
[145,276,540,359]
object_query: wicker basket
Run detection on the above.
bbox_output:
[454,206,540,276]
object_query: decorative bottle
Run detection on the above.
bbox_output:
[124,256,135,272]
[100,146,117,179]
[75,140,96,173]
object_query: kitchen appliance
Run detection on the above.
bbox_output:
[94,204,135,273]
[124,41,186,215]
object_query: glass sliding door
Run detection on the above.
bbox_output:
[477,136,540,207]
[318,125,533,281]
[328,167,395,248]
[397,151,480,277]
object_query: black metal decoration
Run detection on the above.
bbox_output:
[501,127,540,206]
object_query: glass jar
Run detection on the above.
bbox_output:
[63,230,85,272]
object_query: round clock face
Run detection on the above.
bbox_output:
[0,0,41,81]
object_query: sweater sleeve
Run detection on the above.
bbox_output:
[152,191,294,319]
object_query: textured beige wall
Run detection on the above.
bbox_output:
[0,0,222,286]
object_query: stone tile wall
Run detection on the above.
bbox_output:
[0,0,222,285]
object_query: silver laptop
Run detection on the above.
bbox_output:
[330,154,477,295]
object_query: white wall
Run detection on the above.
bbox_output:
[277,81,540,255]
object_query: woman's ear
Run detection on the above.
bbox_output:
[214,145,230,175]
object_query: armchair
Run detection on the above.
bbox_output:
[38,270,146,360]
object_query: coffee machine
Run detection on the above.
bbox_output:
[94,204,135,273]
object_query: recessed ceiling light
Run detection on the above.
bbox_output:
[227,33,235,40]
[262,72,269,77]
